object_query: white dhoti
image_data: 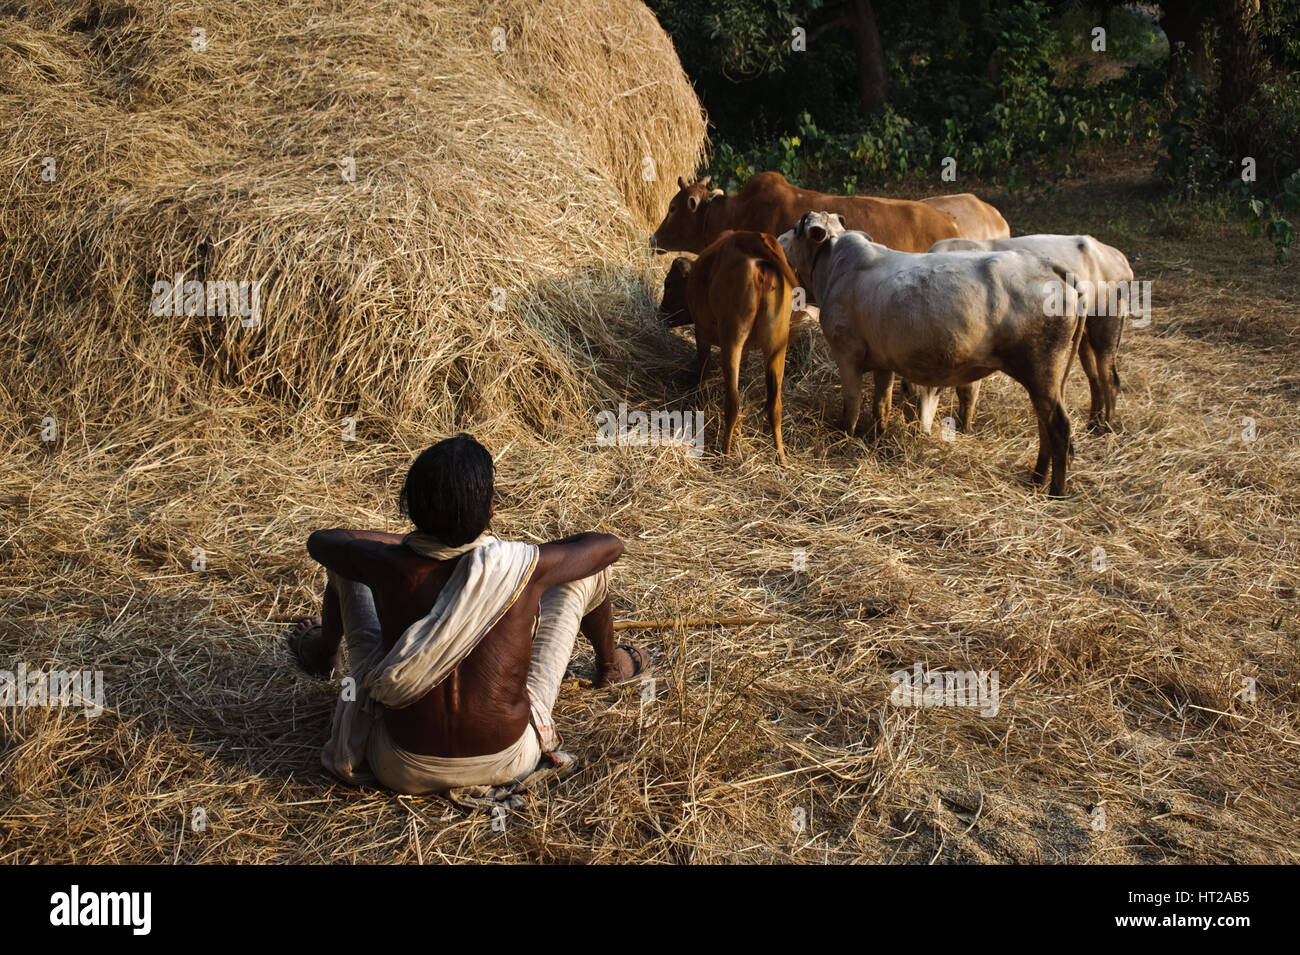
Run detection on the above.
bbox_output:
[320,533,609,796]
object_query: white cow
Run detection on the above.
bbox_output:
[779,212,1086,496]
[924,234,1134,431]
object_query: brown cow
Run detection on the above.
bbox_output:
[659,256,694,328]
[659,230,799,463]
[921,193,1011,239]
[650,172,960,255]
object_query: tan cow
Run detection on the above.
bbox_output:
[779,212,1086,496]
[659,230,799,463]
[921,194,1011,239]
[925,234,1134,431]
[650,172,960,255]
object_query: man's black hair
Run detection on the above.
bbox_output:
[400,434,494,546]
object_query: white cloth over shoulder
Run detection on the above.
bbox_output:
[321,532,539,785]
[368,532,538,707]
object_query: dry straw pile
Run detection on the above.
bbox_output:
[2,1,1298,863]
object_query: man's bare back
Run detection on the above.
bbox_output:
[293,529,643,758]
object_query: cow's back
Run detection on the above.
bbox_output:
[824,239,1069,362]
[883,249,1055,332]
[720,173,960,252]
[795,191,958,252]
[931,234,1132,285]
[921,194,1011,239]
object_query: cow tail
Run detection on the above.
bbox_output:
[759,232,801,293]
[752,260,786,315]
[1113,299,1124,391]
[1053,264,1087,397]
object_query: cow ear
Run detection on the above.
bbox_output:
[708,189,724,199]
[677,176,687,190]
[808,225,828,244]
[835,214,846,229]
[687,195,700,212]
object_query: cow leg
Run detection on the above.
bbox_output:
[917,386,941,435]
[764,345,788,465]
[1098,347,1120,428]
[1047,398,1072,496]
[1013,311,1081,496]
[1088,312,1122,431]
[1015,365,1068,493]
[1077,332,1104,430]
[898,379,918,423]
[1031,411,1051,486]
[870,370,895,440]
[957,380,981,432]
[695,334,712,389]
[833,351,864,436]
[720,339,745,456]
[1028,392,1072,497]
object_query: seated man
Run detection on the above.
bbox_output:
[288,433,648,795]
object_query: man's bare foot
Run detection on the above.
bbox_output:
[287,616,343,679]
[595,643,650,688]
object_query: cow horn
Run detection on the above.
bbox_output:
[698,175,711,187]
[677,176,686,189]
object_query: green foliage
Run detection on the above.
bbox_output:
[1157,1,1300,260]
[1056,4,1168,65]
[654,0,1291,256]
[706,32,1152,194]
[649,0,855,151]
[1156,70,1227,197]
[681,1,1159,194]
[1236,172,1300,260]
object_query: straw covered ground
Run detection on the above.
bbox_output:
[2,1,1298,863]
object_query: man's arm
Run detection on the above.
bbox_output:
[306,529,404,587]
[532,532,624,591]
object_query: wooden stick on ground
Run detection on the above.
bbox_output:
[613,615,778,631]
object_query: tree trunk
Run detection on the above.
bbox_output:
[849,0,887,114]
[1216,0,1263,164]
[1161,3,1212,79]
[1218,0,1262,116]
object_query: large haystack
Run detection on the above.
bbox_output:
[0,0,706,427]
